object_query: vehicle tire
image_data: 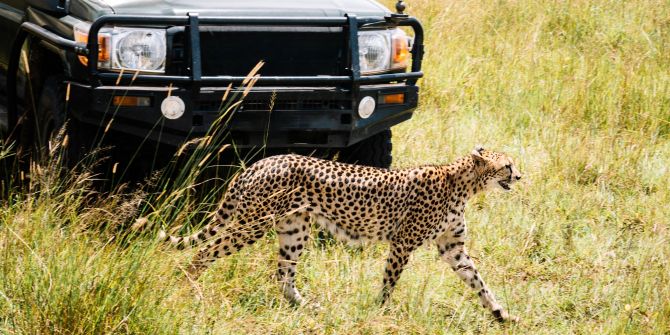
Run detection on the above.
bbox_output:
[338,129,393,169]
[315,129,392,246]
[18,76,87,167]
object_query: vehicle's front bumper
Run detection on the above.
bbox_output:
[8,14,424,149]
[67,83,418,148]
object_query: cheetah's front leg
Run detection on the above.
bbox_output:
[435,234,519,322]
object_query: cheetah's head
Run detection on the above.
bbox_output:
[471,145,522,192]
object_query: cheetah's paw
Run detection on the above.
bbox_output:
[492,309,520,323]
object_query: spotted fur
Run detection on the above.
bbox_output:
[161,146,522,322]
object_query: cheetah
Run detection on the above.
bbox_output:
[161,146,522,322]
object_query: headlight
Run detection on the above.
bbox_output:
[358,28,411,74]
[359,31,391,74]
[112,28,166,73]
[74,23,166,73]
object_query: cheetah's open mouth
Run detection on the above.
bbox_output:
[498,181,511,190]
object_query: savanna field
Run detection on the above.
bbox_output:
[1,0,670,333]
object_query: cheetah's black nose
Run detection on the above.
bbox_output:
[515,175,521,180]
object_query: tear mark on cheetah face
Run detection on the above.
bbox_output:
[471,145,522,192]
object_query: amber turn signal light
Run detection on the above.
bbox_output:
[380,93,405,104]
[391,30,410,69]
[112,96,152,107]
[74,29,110,66]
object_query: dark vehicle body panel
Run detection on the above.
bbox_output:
[0,0,423,150]
[67,0,390,21]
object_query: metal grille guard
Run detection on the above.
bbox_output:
[8,13,424,128]
[25,14,423,86]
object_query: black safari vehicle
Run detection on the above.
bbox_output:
[0,0,423,168]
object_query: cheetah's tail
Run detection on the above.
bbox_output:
[158,172,242,250]
[158,222,219,250]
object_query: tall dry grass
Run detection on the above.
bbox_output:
[1,0,669,333]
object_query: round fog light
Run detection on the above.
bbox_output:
[161,96,185,120]
[358,96,376,119]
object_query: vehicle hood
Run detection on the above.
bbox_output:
[69,0,390,21]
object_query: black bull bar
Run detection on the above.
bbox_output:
[7,13,424,134]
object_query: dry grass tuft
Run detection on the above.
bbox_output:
[1,1,669,334]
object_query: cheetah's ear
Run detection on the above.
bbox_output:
[471,145,486,166]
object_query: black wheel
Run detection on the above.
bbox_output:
[338,129,393,169]
[18,76,88,167]
[35,77,67,150]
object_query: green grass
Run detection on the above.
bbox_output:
[2,0,670,333]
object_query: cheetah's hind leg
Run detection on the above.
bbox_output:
[186,211,274,279]
[276,212,312,306]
